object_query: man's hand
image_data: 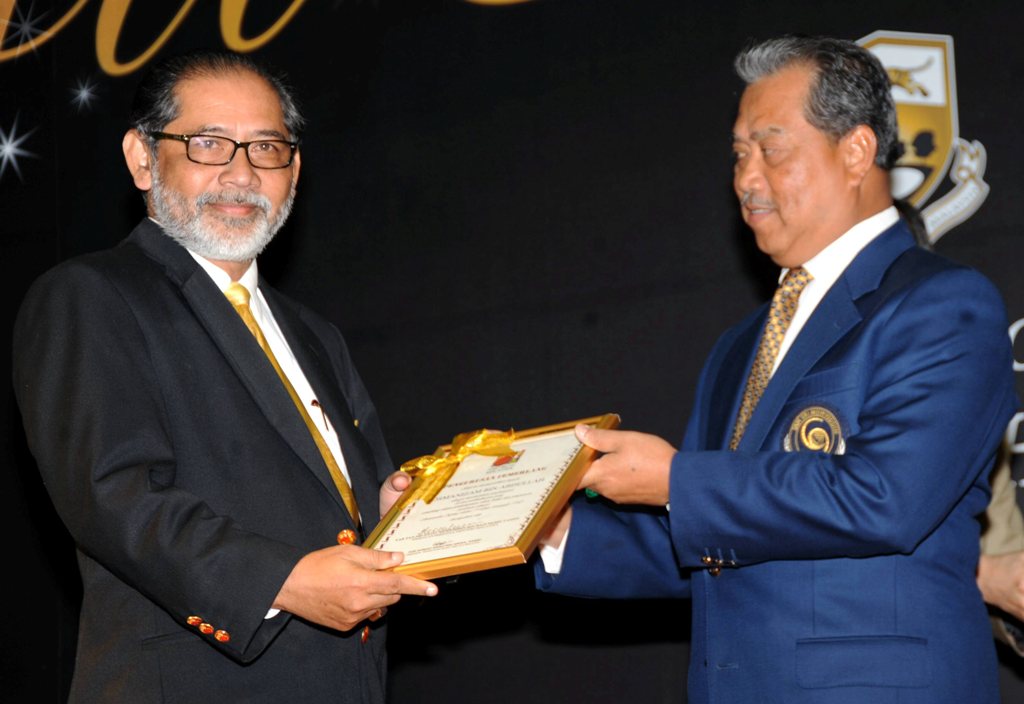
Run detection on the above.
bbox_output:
[380,470,412,517]
[273,545,437,632]
[575,424,676,506]
[978,550,1024,622]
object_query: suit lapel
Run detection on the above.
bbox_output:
[127,221,352,518]
[705,313,764,450]
[735,221,916,452]
[262,287,382,527]
[736,286,861,451]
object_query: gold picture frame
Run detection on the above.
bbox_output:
[365,413,620,579]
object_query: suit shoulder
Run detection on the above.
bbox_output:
[23,240,157,299]
[864,248,1011,350]
[15,242,165,354]
[882,247,1005,308]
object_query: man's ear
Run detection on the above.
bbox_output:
[291,148,301,186]
[122,130,153,191]
[841,124,879,185]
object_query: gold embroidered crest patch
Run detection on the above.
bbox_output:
[783,406,846,454]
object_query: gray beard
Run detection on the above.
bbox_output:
[149,166,295,262]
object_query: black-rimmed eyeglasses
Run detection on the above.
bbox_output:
[149,132,299,169]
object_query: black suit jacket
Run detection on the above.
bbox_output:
[14,219,393,703]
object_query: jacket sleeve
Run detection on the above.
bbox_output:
[667,267,1017,567]
[535,496,690,599]
[13,262,305,663]
[532,329,742,601]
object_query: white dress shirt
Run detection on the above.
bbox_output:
[188,252,354,489]
[188,252,357,619]
[539,206,900,574]
[771,206,899,373]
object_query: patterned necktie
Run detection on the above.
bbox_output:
[728,267,813,450]
[224,282,360,525]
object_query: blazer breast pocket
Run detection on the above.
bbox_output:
[786,363,861,404]
[779,364,862,454]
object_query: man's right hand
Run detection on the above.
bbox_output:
[273,544,437,632]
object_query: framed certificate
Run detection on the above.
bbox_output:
[365,414,619,579]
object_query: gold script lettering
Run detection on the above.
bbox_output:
[1,0,307,74]
[0,0,91,61]
[220,0,306,53]
[95,0,200,76]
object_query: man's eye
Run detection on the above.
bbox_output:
[252,141,281,154]
[193,138,222,150]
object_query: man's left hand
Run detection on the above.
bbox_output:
[379,470,411,517]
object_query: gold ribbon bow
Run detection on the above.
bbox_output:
[399,428,517,505]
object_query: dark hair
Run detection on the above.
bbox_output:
[128,49,305,140]
[734,36,903,170]
[894,198,931,249]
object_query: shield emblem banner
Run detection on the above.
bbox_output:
[859,30,987,243]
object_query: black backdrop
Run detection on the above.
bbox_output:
[3,1,1023,701]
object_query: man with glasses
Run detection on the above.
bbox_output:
[13,50,435,703]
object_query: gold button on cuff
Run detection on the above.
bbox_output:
[214,630,231,643]
[186,616,203,627]
[360,625,370,644]
[337,529,357,545]
[199,623,214,635]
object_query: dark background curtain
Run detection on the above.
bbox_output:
[2,1,1022,700]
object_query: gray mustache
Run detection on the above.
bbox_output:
[197,191,271,213]
[740,191,774,209]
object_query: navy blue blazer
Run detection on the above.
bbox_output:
[539,221,1017,703]
[14,220,393,703]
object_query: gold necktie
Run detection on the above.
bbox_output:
[728,267,812,450]
[225,282,360,525]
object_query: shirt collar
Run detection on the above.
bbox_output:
[187,250,259,295]
[147,216,260,294]
[780,205,899,285]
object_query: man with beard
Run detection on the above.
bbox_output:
[13,50,436,703]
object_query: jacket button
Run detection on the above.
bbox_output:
[186,616,202,627]
[337,529,357,545]
[361,626,371,644]
[214,630,231,643]
[701,555,714,565]
[708,567,721,577]
[199,623,214,635]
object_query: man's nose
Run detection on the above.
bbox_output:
[219,146,260,187]
[734,155,763,197]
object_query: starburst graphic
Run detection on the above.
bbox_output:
[0,115,37,182]
[1,1,49,51]
[71,76,100,112]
